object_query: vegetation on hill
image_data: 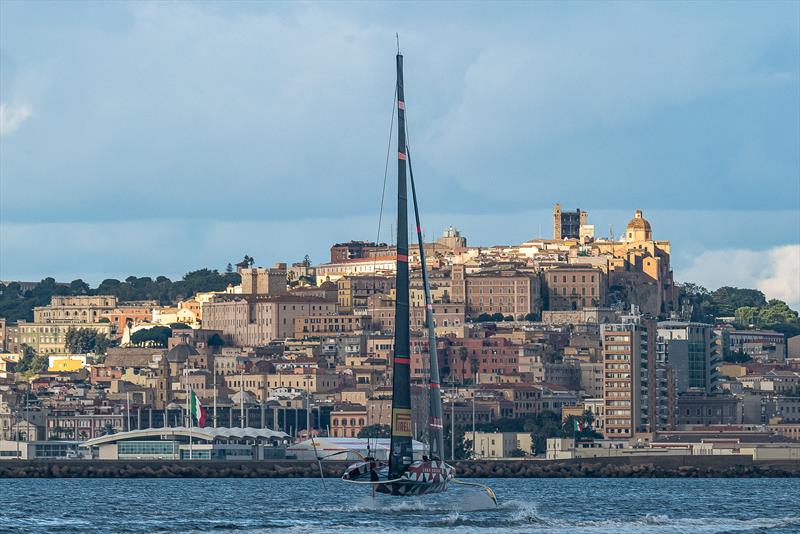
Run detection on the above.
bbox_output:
[0,268,241,323]
[64,327,112,355]
[15,345,48,374]
[681,284,799,337]
[130,326,172,348]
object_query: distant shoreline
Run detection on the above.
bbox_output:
[2,456,799,478]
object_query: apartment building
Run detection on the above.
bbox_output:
[337,275,395,312]
[294,315,370,338]
[450,264,542,320]
[543,265,607,311]
[203,295,336,346]
[601,314,659,439]
[657,321,718,394]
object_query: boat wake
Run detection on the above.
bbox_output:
[290,496,800,533]
[423,500,800,533]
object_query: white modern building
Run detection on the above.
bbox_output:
[81,427,290,460]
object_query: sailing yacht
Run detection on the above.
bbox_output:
[340,49,457,498]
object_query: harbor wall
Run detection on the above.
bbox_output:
[1,456,799,478]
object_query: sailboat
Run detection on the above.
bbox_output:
[341,48,495,504]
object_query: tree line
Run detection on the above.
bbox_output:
[0,268,241,323]
[681,285,799,338]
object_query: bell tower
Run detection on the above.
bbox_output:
[553,204,562,240]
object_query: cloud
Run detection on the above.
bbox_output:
[0,2,797,226]
[760,246,800,308]
[0,103,32,135]
[677,245,800,310]
[0,3,797,281]
[2,209,797,293]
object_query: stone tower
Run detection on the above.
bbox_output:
[240,263,289,295]
[154,352,171,410]
[553,204,562,240]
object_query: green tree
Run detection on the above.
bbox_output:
[65,328,98,354]
[16,345,49,375]
[563,414,603,441]
[444,424,471,460]
[169,322,192,330]
[679,283,717,322]
[758,299,799,325]
[472,412,594,455]
[475,313,492,322]
[69,279,90,294]
[130,326,172,347]
[724,349,751,364]
[735,306,760,328]
[712,287,767,316]
[95,333,112,355]
[357,424,391,438]
[0,268,245,322]
[490,313,505,322]
[64,328,111,354]
[15,344,36,373]
[477,417,527,432]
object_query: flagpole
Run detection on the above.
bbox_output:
[185,367,192,460]
[213,366,218,428]
[126,392,131,432]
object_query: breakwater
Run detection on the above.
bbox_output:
[1,456,799,478]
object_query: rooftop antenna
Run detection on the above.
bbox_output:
[396,33,400,54]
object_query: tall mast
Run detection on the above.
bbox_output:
[388,51,413,479]
[407,149,444,460]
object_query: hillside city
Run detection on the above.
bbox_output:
[1,205,799,462]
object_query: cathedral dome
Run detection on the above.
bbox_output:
[165,341,199,362]
[625,209,652,241]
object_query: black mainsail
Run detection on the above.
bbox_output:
[388,51,414,479]
[407,149,445,460]
[339,47,495,505]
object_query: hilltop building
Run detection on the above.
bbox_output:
[553,204,588,240]
[203,294,336,346]
[450,264,541,320]
[592,209,677,317]
[240,264,289,296]
[542,265,607,311]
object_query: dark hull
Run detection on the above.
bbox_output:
[342,459,455,497]
[375,479,449,497]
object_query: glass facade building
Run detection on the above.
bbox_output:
[118,440,179,459]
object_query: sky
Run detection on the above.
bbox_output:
[1,1,798,308]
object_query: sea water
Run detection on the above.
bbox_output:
[1,477,798,533]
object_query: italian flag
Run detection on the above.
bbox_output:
[190,390,207,427]
[574,419,583,432]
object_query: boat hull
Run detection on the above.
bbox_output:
[342,459,455,497]
[374,479,449,497]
